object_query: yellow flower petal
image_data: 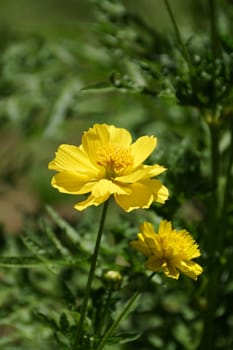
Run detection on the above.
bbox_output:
[115,167,153,183]
[74,193,110,211]
[149,179,169,204]
[130,239,151,257]
[158,220,173,236]
[141,164,167,178]
[162,261,180,279]
[140,179,169,204]
[51,172,96,194]
[145,255,163,272]
[139,222,156,238]
[48,144,98,174]
[177,260,203,281]
[107,124,132,147]
[82,124,132,164]
[114,182,154,212]
[131,136,157,168]
[131,226,163,258]
[92,179,131,197]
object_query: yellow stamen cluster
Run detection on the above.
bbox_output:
[96,144,133,178]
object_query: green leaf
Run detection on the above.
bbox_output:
[104,332,142,345]
[112,293,141,322]
[44,80,81,137]
[0,256,80,268]
[54,330,71,349]
[46,206,79,244]
[42,221,70,257]
[80,82,115,93]
[117,331,142,344]
[173,322,197,349]
[21,233,57,274]
[0,256,42,268]
[60,282,76,307]
[34,311,58,331]
[59,313,70,332]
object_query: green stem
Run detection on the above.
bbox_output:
[198,121,220,350]
[199,123,233,350]
[96,272,156,350]
[75,200,109,347]
[164,0,194,74]
[209,0,219,109]
[220,123,233,249]
[96,289,112,337]
[208,122,220,256]
[222,126,233,226]
[209,0,218,58]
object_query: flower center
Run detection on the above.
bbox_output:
[96,144,133,178]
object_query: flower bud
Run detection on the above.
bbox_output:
[103,270,123,290]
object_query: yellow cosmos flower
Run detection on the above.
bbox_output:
[48,124,168,212]
[131,220,203,280]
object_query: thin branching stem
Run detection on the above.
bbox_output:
[209,0,220,111]
[75,200,109,348]
[198,116,220,350]
[96,272,156,350]
[220,123,233,249]
[163,0,194,75]
[198,2,222,342]
[96,289,112,337]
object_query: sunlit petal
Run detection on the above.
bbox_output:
[108,125,132,147]
[48,144,98,174]
[139,222,156,237]
[131,136,157,168]
[178,260,203,281]
[141,164,167,178]
[115,182,154,212]
[115,168,152,183]
[92,179,131,197]
[145,179,169,204]
[82,124,132,163]
[158,220,173,236]
[51,172,96,194]
[162,262,180,279]
[130,240,151,257]
[74,193,110,211]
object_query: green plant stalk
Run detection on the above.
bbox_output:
[209,0,218,58]
[75,200,109,347]
[210,122,233,282]
[209,0,220,109]
[163,0,194,75]
[209,122,220,246]
[198,121,220,350]
[96,289,112,337]
[220,123,233,248]
[199,4,221,346]
[96,272,156,350]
